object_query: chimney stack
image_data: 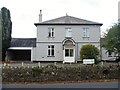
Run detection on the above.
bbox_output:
[39,10,42,22]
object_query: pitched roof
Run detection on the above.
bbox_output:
[10,38,36,47]
[35,15,102,26]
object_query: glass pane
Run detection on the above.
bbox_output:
[70,49,73,57]
[48,46,50,48]
[52,45,54,49]
[52,28,54,31]
[52,50,54,56]
[65,49,69,57]
[83,28,89,37]
[66,28,72,37]
[83,29,86,37]
[48,32,51,37]
[52,32,54,37]
[48,50,50,56]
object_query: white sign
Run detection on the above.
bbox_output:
[83,59,94,64]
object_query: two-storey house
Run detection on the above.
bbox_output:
[32,11,102,63]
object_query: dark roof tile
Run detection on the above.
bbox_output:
[10,38,36,47]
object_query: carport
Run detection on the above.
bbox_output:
[7,47,32,61]
[6,38,36,61]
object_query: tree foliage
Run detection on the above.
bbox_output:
[102,23,120,56]
[1,7,12,61]
[80,44,99,64]
[0,11,2,60]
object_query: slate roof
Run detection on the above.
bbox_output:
[35,15,103,26]
[10,38,36,47]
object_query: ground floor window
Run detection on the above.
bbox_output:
[65,49,73,57]
[48,45,54,56]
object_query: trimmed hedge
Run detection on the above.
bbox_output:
[2,64,120,82]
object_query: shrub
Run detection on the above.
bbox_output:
[2,64,119,83]
[80,44,99,64]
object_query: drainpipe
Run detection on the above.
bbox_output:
[76,43,78,63]
[100,38,102,62]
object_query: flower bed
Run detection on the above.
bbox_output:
[2,64,120,83]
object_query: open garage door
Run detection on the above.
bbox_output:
[7,47,32,61]
[10,50,31,61]
[7,38,36,61]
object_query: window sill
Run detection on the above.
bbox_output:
[65,37,72,38]
[47,56,55,57]
[47,37,55,38]
[82,37,90,38]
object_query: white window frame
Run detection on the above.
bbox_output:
[65,27,72,38]
[48,45,54,57]
[83,27,89,38]
[48,28,55,37]
[65,48,74,57]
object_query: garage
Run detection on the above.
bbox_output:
[7,49,31,61]
[6,38,36,61]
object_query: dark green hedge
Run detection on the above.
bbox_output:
[2,64,120,82]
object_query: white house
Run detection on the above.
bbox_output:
[7,11,103,63]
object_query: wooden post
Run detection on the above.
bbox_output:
[3,63,6,66]
[101,61,103,66]
[22,62,24,66]
[38,62,40,67]
[54,62,57,65]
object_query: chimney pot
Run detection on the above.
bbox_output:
[40,10,42,14]
[39,10,42,22]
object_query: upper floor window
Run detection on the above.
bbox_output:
[83,27,89,38]
[65,27,72,38]
[48,28,54,37]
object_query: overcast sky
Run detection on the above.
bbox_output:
[0,0,119,38]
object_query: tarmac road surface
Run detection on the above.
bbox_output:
[2,82,120,88]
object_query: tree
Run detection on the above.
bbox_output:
[80,44,99,64]
[0,11,2,60]
[102,23,120,57]
[1,7,12,61]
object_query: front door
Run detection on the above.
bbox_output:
[64,47,75,63]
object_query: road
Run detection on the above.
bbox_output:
[2,82,120,88]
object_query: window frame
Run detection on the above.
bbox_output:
[47,45,55,57]
[65,27,72,38]
[48,27,55,38]
[65,48,74,57]
[82,27,89,38]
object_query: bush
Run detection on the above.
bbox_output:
[80,44,99,64]
[2,64,119,83]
